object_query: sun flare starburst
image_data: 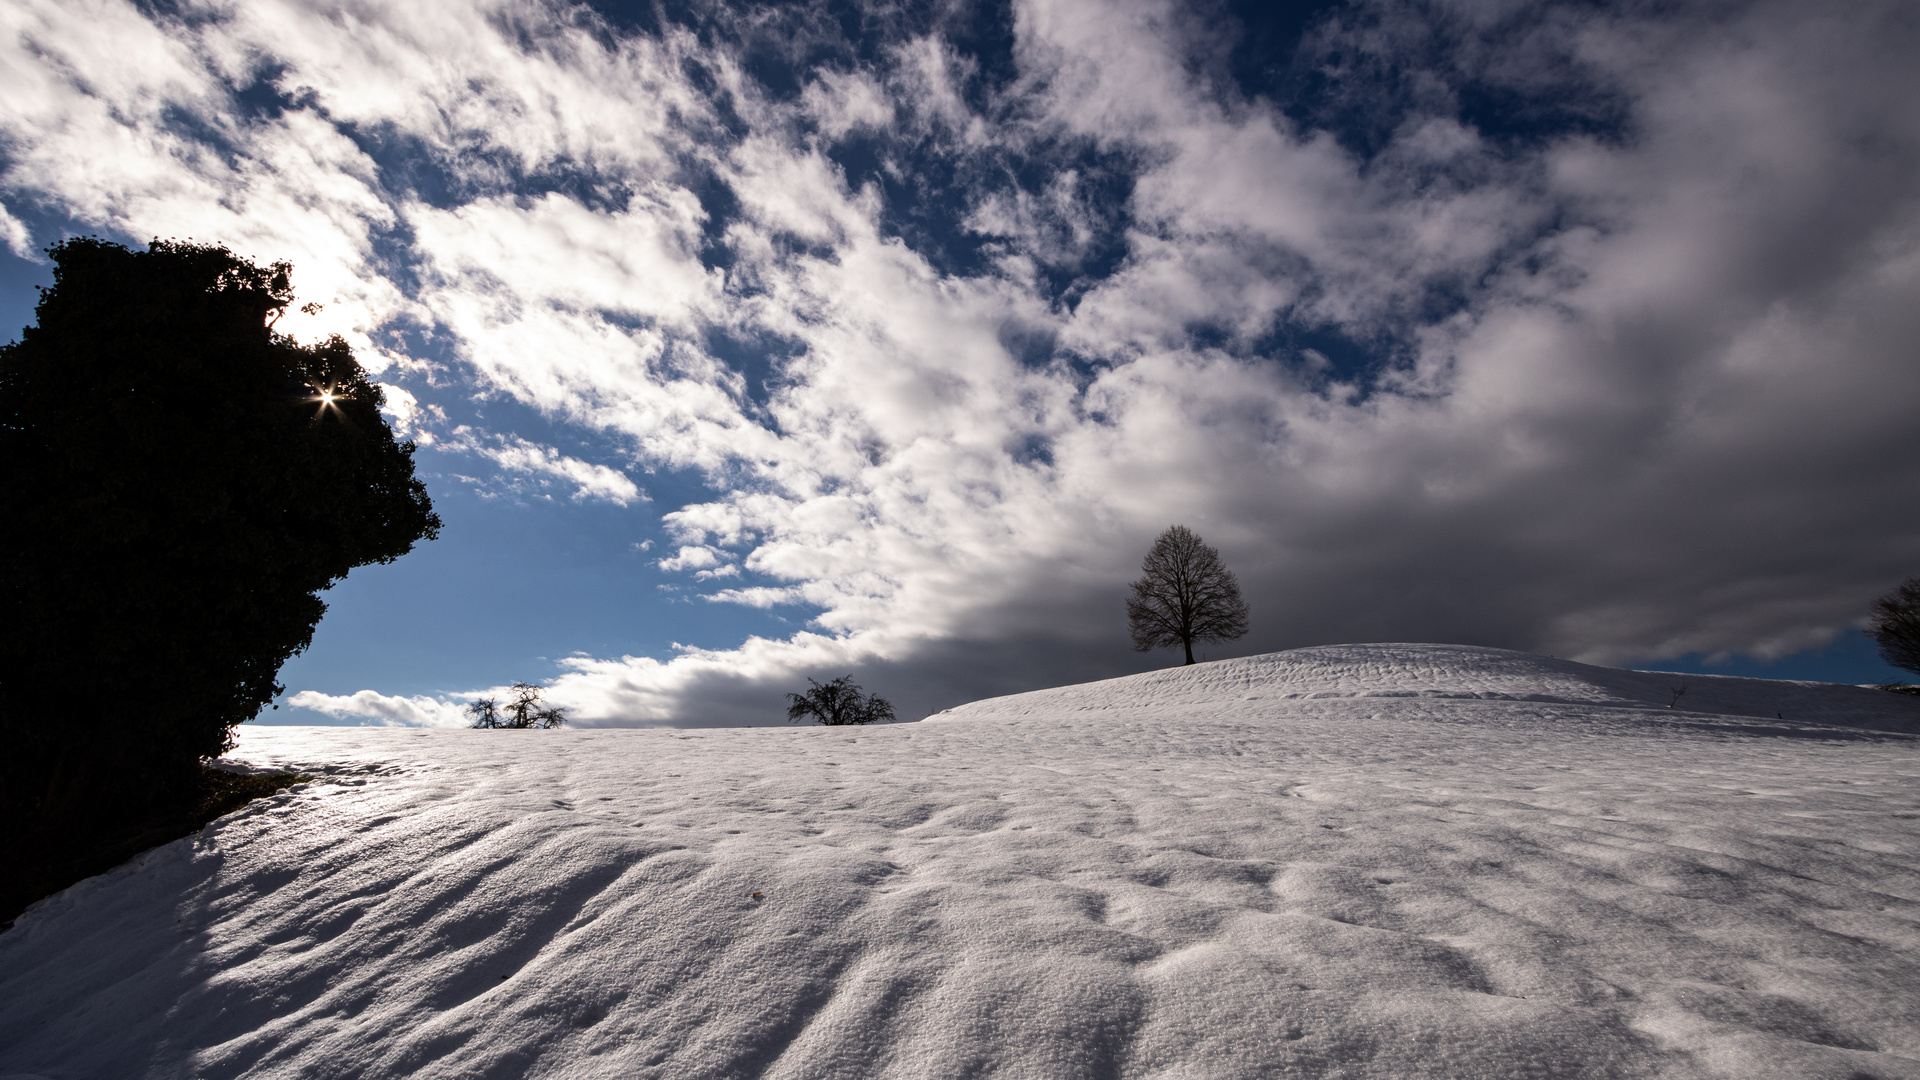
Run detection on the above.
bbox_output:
[310,384,347,417]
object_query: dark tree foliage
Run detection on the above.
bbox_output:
[469,683,567,729]
[1127,525,1250,666]
[1866,578,1920,676]
[1,238,440,827]
[786,676,896,725]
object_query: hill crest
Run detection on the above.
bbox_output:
[931,642,1920,731]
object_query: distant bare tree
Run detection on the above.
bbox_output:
[1867,577,1920,676]
[786,676,895,725]
[469,682,567,729]
[1127,525,1250,666]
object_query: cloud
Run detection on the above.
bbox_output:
[800,67,895,139]
[0,202,36,260]
[704,586,805,609]
[375,383,438,441]
[8,0,1920,726]
[547,631,894,727]
[285,689,472,727]
[656,545,726,572]
[437,427,643,505]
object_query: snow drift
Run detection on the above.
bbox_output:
[2,644,1917,1079]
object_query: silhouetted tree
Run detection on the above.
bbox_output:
[786,676,896,725]
[469,683,567,729]
[1867,578,1920,676]
[1,238,440,828]
[1127,525,1250,665]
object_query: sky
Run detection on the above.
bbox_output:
[4,0,1918,727]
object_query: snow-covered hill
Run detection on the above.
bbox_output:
[3,644,1918,1079]
[932,643,1920,731]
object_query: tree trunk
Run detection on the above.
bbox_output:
[1183,638,1195,665]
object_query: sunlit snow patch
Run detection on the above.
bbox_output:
[2,644,1917,1079]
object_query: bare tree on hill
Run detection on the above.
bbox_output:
[1127,525,1250,666]
[1867,577,1920,676]
[786,676,895,725]
[469,682,567,729]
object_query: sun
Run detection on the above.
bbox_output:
[311,384,347,416]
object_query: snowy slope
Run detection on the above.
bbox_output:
[932,643,1920,731]
[3,644,1918,1080]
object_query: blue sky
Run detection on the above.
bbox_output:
[4,0,1917,726]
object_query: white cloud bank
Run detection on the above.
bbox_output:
[285,689,472,728]
[6,0,1919,724]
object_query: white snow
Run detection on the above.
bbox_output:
[3,644,1918,1079]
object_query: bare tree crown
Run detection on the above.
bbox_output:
[469,682,567,729]
[1867,577,1920,676]
[786,676,896,725]
[1127,525,1250,665]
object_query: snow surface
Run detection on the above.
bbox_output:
[4,644,1919,1079]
